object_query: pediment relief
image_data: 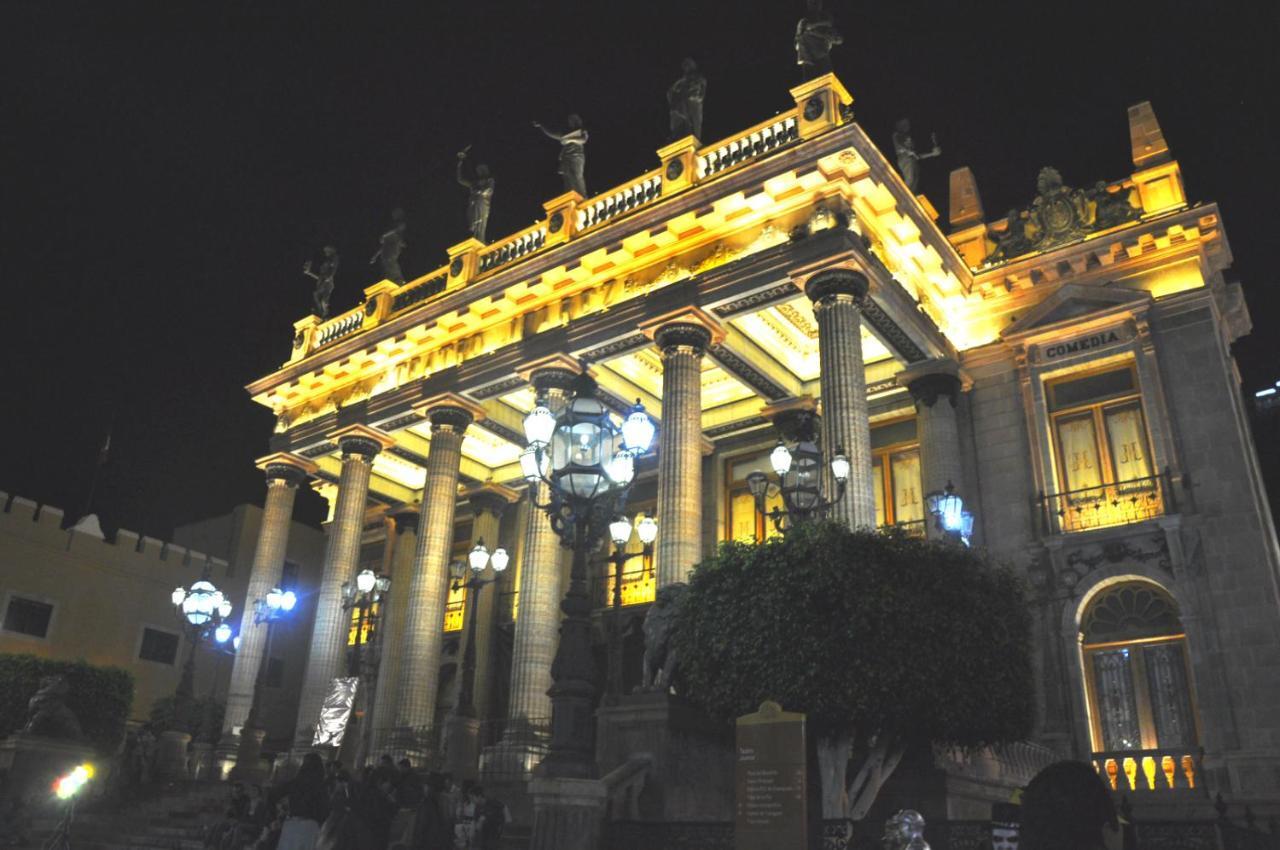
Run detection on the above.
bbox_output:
[1001,284,1151,340]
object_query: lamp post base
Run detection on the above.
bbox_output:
[529,775,607,850]
[444,714,481,782]
[155,730,192,781]
[228,727,268,781]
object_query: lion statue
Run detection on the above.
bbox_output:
[638,582,688,692]
[22,675,83,740]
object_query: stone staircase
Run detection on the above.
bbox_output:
[17,782,226,850]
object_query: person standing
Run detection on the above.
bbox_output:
[270,752,330,850]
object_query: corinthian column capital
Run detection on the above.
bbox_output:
[803,267,869,306]
[640,306,726,356]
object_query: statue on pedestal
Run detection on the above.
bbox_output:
[370,208,407,285]
[302,245,339,318]
[892,119,942,193]
[533,114,589,197]
[456,147,495,243]
[667,58,708,141]
[21,676,82,740]
[639,583,688,692]
[795,0,843,80]
[884,810,930,850]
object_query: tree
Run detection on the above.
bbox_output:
[673,521,1034,821]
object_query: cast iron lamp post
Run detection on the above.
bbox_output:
[449,541,510,718]
[521,371,656,778]
[170,578,234,732]
[925,481,974,545]
[745,411,850,535]
[230,587,297,779]
[342,568,391,678]
[602,514,657,703]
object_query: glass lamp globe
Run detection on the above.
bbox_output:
[265,588,284,611]
[171,587,186,607]
[770,442,793,476]
[830,453,851,483]
[217,598,233,619]
[609,516,632,547]
[606,451,635,486]
[621,401,656,454]
[214,623,232,644]
[469,542,490,572]
[281,590,298,611]
[490,548,509,573]
[375,574,392,594]
[523,403,556,447]
[746,470,768,500]
[233,635,241,652]
[520,446,548,483]
[636,515,658,546]
[356,569,377,594]
[938,487,964,532]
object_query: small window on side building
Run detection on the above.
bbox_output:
[138,627,180,665]
[2,596,53,638]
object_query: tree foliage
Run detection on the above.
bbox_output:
[0,653,134,754]
[674,521,1034,750]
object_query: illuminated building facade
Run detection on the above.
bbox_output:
[237,75,1280,809]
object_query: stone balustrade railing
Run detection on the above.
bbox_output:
[576,172,663,232]
[1094,747,1201,793]
[697,113,800,180]
[290,79,832,360]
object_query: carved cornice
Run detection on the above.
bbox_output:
[712,282,798,318]
[473,376,525,399]
[858,298,927,363]
[707,344,789,401]
[579,334,650,363]
[529,367,582,395]
[478,418,524,447]
[705,416,769,438]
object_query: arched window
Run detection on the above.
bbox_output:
[1081,581,1198,754]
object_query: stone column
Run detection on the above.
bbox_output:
[463,487,516,723]
[485,364,576,776]
[293,426,391,752]
[901,361,966,538]
[805,269,875,528]
[651,320,715,586]
[221,454,314,748]
[392,399,478,750]
[367,509,418,756]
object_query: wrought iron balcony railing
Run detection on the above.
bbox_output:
[1093,747,1200,793]
[877,519,927,538]
[1037,470,1176,535]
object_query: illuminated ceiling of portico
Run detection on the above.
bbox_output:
[730,295,891,383]
[596,348,755,418]
[406,420,524,470]
[373,450,427,491]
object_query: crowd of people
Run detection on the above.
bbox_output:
[204,753,510,850]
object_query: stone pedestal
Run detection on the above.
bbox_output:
[0,733,96,809]
[444,714,481,782]
[595,692,735,822]
[155,730,192,781]
[530,776,607,850]
[229,727,268,782]
[189,741,214,780]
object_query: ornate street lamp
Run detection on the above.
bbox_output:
[926,481,974,545]
[449,540,510,718]
[341,569,391,678]
[170,577,234,732]
[602,513,657,703]
[230,586,297,779]
[522,372,655,778]
[745,411,849,535]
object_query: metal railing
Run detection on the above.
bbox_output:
[590,565,656,609]
[1093,747,1200,793]
[877,519,927,538]
[1037,469,1176,534]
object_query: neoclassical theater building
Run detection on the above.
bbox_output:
[231,75,1280,810]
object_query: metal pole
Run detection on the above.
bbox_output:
[606,548,625,703]
[455,579,483,718]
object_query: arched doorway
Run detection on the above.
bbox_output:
[1080,580,1201,791]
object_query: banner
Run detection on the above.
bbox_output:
[313,676,359,747]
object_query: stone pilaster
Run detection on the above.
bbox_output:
[805,269,875,528]
[221,454,314,744]
[367,509,418,755]
[901,360,967,538]
[392,401,478,744]
[293,427,391,751]
[648,316,718,586]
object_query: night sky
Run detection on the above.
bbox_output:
[4,3,1278,538]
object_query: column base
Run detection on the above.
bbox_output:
[444,714,482,782]
[155,730,192,781]
[529,776,607,850]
